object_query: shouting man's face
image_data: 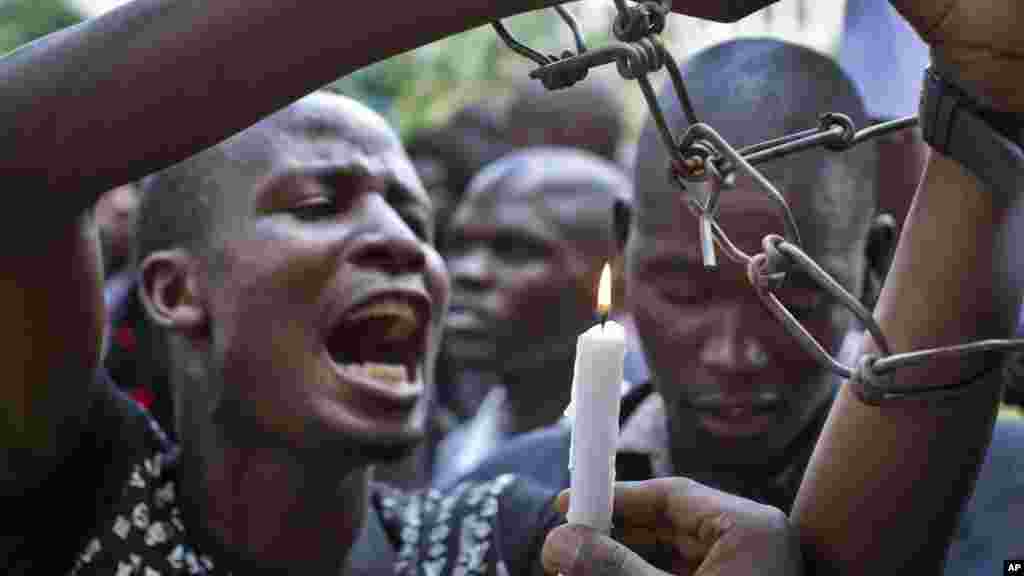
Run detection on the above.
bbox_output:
[143,93,450,463]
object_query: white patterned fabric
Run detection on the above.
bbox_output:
[65,419,225,576]
[59,384,559,576]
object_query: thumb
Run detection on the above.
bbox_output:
[542,524,669,576]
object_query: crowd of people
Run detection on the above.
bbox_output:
[3,0,1023,574]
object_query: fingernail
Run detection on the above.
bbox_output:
[544,526,582,575]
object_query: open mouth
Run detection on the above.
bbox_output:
[689,393,782,437]
[691,393,781,417]
[444,306,489,336]
[326,293,429,393]
[701,402,780,419]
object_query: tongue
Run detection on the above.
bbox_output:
[347,302,419,340]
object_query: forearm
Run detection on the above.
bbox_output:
[0,0,573,224]
[792,151,1022,573]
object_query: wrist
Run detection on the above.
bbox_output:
[919,65,1024,199]
[931,52,1024,115]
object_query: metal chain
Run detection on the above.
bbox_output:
[492,0,1024,405]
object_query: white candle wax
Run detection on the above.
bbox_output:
[566,320,626,533]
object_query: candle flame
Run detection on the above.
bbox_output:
[597,262,612,314]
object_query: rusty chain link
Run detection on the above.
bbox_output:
[492,0,1024,405]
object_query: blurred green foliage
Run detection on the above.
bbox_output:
[331,9,603,139]
[0,0,82,55]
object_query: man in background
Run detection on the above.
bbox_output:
[434,146,630,486]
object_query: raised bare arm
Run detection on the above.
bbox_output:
[1,0,578,222]
[0,0,745,506]
[792,1,1024,571]
[2,0,619,500]
[1,0,754,223]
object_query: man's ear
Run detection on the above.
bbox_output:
[138,249,208,340]
[613,197,633,254]
[861,213,898,310]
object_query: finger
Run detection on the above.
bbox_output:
[555,493,668,549]
[611,527,704,576]
[611,477,748,531]
[615,524,707,563]
[542,523,672,576]
[562,478,742,540]
[563,478,772,561]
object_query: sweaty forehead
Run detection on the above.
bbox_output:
[277,93,398,146]
[211,93,419,202]
[251,94,403,168]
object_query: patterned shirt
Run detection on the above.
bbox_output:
[7,373,561,575]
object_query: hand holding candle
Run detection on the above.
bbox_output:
[566,263,627,533]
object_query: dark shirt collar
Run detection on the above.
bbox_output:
[347,492,399,576]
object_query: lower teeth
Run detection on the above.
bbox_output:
[343,362,412,385]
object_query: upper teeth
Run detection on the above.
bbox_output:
[347,300,419,340]
[358,362,410,382]
[341,362,415,387]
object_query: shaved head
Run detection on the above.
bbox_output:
[634,38,877,256]
[505,78,626,163]
[445,147,630,374]
[464,147,629,255]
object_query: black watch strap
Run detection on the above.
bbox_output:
[920,67,1024,198]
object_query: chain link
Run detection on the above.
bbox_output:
[492,0,1024,405]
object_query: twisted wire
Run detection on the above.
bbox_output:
[490,0,1024,405]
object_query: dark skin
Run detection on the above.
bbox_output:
[406,101,511,251]
[4,0,1011,574]
[621,39,894,507]
[793,0,1024,564]
[94,183,141,276]
[504,79,625,163]
[445,148,628,433]
[3,2,769,573]
[0,0,752,488]
[544,13,1024,569]
[137,92,448,572]
[0,0,586,489]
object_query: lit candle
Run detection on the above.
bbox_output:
[566,263,626,533]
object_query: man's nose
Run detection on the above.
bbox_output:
[347,197,426,276]
[449,247,495,290]
[699,307,770,373]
